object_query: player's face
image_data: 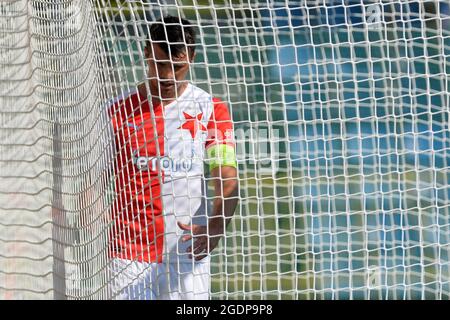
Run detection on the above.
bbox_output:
[145,43,193,102]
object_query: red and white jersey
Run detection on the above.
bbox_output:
[109,83,234,264]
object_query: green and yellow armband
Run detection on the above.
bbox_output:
[206,144,237,171]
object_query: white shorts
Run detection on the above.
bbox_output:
[108,257,210,300]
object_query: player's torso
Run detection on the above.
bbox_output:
[115,84,212,182]
[110,84,213,262]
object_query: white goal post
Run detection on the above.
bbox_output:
[0,0,449,299]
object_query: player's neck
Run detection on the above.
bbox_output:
[138,82,189,108]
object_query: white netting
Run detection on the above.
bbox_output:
[0,0,449,299]
[0,0,111,299]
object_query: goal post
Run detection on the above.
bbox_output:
[0,0,449,299]
[0,0,112,299]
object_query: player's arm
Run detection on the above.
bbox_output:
[178,99,239,261]
[209,164,238,235]
[178,165,238,261]
[178,147,239,261]
[207,164,239,250]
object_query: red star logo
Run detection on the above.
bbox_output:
[178,112,207,138]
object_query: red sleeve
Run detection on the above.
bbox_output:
[205,98,234,149]
[109,92,140,133]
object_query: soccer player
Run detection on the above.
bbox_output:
[108,15,239,300]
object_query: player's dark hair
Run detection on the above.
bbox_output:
[148,15,196,58]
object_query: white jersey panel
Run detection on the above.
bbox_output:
[161,84,214,263]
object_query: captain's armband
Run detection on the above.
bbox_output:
[206,144,237,171]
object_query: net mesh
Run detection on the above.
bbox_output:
[0,0,449,299]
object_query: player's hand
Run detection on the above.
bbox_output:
[178,220,223,261]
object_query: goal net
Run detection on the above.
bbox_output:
[0,0,449,299]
